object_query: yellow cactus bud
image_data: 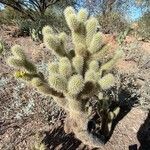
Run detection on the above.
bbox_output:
[98,73,115,90]
[72,55,84,74]
[68,74,84,95]
[11,45,26,59]
[14,71,34,81]
[42,25,53,35]
[14,71,26,78]
[89,60,99,72]
[14,71,36,81]
[88,32,103,54]
[49,74,67,92]
[77,8,88,22]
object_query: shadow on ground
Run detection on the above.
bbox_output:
[43,125,83,150]
[137,111,150,150]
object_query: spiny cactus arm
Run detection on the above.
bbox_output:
[72,55,84,74]
[66,14,80,32]
[58,57,72,78]
[8,57,37,73]
[100,49,124,72]
[7,45,66,100]
[89,60,100,72]
[88,32,104,54]
[74,43,89,58]
[64,7,87,47]
[43,33,66,57]
[65,7,87,34]
[48,62,59,74]
[98,73,115,90]
[14,70,65,99]
[68,74,85,96]
[64,6,76,26]
[86,17,99,47]
[31,77,65,98]
[90,44,110,61]
[85,70,98,83]
[48,73,67,93]
[42,26,54,35]
[42,26,73,59]
[7,45,37,73]
[77,8,88,22]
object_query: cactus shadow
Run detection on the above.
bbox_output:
[137,111,150,150]
[42,125,83,150]
[106,89,138,142]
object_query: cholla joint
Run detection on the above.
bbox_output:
[7,6,124,147]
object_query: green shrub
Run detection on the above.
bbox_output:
[14,19,32,36]
[0,6,24,25]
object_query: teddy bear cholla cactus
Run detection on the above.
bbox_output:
[7,7,123,147]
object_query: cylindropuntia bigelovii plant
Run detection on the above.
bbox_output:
[7,6,124,147]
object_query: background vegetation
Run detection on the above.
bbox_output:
[0,0,149,40]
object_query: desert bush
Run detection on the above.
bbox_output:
[45,6,69,33]
[0,6,24,25]
[138,12,150,40]
[7,7,126,147]
[30,19,46,42]
[97,12,128,34]
[14,19,32,37]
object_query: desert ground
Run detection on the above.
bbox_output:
[0,25,150,150]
